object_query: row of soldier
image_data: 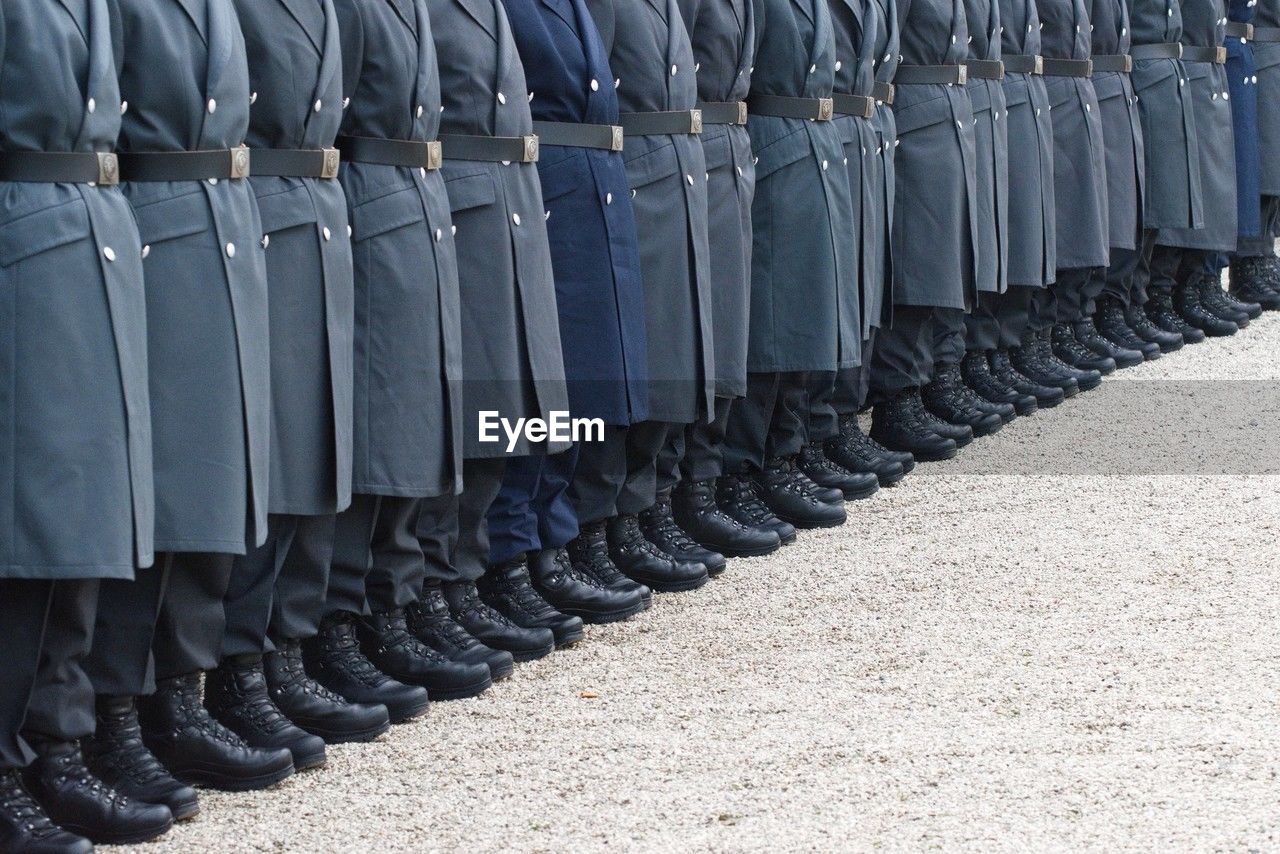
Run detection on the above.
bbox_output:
[1,0,1277,849]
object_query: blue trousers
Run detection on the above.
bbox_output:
[485,446,580,566]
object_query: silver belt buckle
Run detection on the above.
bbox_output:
[1084,59,1094,76]
[1246,23,1255,39]
[956,65,968,84]
[689,109,703,134]
[1123,55,1133,72]
[736,101,749,124]
[230,146,252,179]
[1174,43,1184,59]
[521,134,539,163]
[1215,45,1228,63]
[321,148,341,179]
[609,125,625,152]
[816,98,834,121]
[96,152,119,186]
[425,140,443,170]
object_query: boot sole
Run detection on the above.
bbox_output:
[292,746,328,773]
[510,642,557,663]
[562,599,649,624]
[174,761,295,792]
[426,672,494,701]
[637,573,710,593]
[61,817,174,846]
[841,481,880,501]
[388,696,432,724]
[171,799,201,823]
[877,469,906,487]
[910,445,959,463]
[301,717,392,744]
[712,539,783,558]
[554,628,586,649]
[776,512,846,529]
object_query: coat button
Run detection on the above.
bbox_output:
[88,97,96,113]
[141,245,150,259]
[835,61,842,71]
[417,105,425,117]
[226,243,236,258]
[685,174,694,185]
[591,79,600,91]
[343,97,351,109]
[314,100,323,112]
[821,159,828,170]
[420,168,428,178]
[262,235,270,249]
[809,64,817,73]
[103,246,116,261]
[208,98,217,113]
[498,91,507,104]
[512,213,521,226]
[606,192,613,204]
[208,177,219,185]
[452,224,457,236]
[323,227,332,241]
[435,228,443,242]
[347,225,353,238]
[671,65,678,76]
[250,92,258,105]
[120,101,128,115]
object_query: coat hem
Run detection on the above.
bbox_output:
[351,482,459,499]
[152,538,248,555]
[1,563,136,581]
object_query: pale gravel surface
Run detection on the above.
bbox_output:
[124,315,1280,853]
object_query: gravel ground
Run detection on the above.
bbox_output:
[124,314,1280,853]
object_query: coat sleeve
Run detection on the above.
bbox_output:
[583,0,615,53]
[333,0,366,111]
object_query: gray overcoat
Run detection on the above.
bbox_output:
[1092,0,1146,250]
[235,0,357,514]
[335,0,464,498]
[429,0,570,457]
[869,0,900,318]
[1257,0,1280,196]
[965,0,1011,292]
[118,0,272,554]
[0,0,153,579]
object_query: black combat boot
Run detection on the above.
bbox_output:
[1095,296,1160,360]
[753,457,847,529]
[302,613,430,724]
[962,350,1037,416]
[1197,276,1253,325]
[84,696,199,821]
[22,741,172,846]
[1173,280,1238,336]
[1035,327,1103,390]
[443,580,558,660]
[1051,323,1116,374]
[1229,256,1280,309]
[825,415,912,485]
[714,473,797,545]
[530,548,648,623]
[671,479,782,556]
[477,559,586,647]
[1073,316,1144,367]
[1145,289,1207,342]
[990,348,1067,407]
[797,444,880,500]
[205,656,327,772]
[566,521,654,605]
[838,413,916,473]
[407,583,515,680]
[905,384,976,445]
[1122,303,1184,352]
[0,768,94,854]
[359,610,493,699]
[869,389,959,462]
[1011,331,1081,396]
[264,640,390,743]
[923,363,1008,434]
[640,489,729,573]
[139,673,295,791]
[1207,273,1263,319]
[606,513,709,593]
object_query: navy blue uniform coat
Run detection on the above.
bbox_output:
[335,0,465,497]
[1224,0,1260,239]
[118,0,272,554]
[0,0,153,579]
[502,0,650,425]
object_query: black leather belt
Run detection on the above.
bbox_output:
[872,81,896,104]
[1224,22,1253,39]
[1181,45,1228,63]
[832,93,876,118]
[618,109,703,135]
[1130,42,1184,60]
[117,148,251,182]
[251,148,341,179]
[1256,25,1280,41]
[746,93,834,121]
[696,101,749,125]
[0,151,120,185]
[1041,58,1093,77]
[336,136,443,170]
[894,64,968,84]
[965,59,1006,79]
[531,121,624,151]
[437,133,539,163]
[1003,54,1044,74]
[1091,54,1134,72]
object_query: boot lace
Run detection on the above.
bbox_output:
[571,528,627,587]
[407,593,480,652]
[322,622,392,689]
[272,643,349,705]
[0,770,61,839]
[455,584,517,628]
[46,749,131,807]
[642,499,701,552]
[95,707,171,785]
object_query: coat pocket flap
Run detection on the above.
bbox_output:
[750,126,811,180]
[622,139,680,189]
[1002,78,1033,108]
[255,185,319,234]
[350,188,426,242]
[892,92,955,135]
[0,199,91,267]
[1132,58,1179,91]
[444,171,497,213]
[130,189,208,246]
[699,127,734,170]
[1091,72,1129,101]
[1254,46,1280,71]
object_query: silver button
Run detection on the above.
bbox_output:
[591,79,600,91]
[88,98,96,113]
[103,246,115,261]
[615,78,621,89]
[835,61,843,71]
[120,101,129,115]
[545,210,551,220]
[951,35,957,43]
[606,192,613,204]
[435,228,443,242]
[323,227,332,241]
[347,224,353,238]
[821,159,828,170]
[809,64,817,73]
[1085,103,1091,111]
[417,105,425,117]
[1252,75,1258,83]
[685,174,694,186]
[512,213,521,226]
[452,225,457,236]
[420,168,428,178]
[671,65,678,76]
[141,245,150,259]
[313,100,323,112]
[208,178,219,185]
[226,243,236,258]
[208,98,218,114]
[498,92,507,104]
[343,97,351,109]
[262,235,270,249]
[736,166,743,176]
[250,92,258,105]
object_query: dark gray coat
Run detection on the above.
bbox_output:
[235,0,356,514]
[869,0,900,319]
[892,0,980,309]
[747,0,861,371]
[118,0,271,554]
[1039,0,1109,268]
[1000,0,1057,286]
[588,0,716,421]
[1092,0,1146,250]
[335,0,464,498]
[965,0,1010,292]
[1130,0,1204,229]
[684,0,757,397]
[1156,0,1237,249]
[1257,0,1280,195]
[429,0,570,457]
[0,0,153,580]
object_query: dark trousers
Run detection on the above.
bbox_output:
[723,372,809,473]
[964,292,1001,352]
[419,457,506,585]
[654,396,734,492]
[571,421,674,517]
[1235,195,1280,257]
[326,494,429,615]
[1030,267,1101,328]
[994,285,1037,347]
[805,373,839,445]
[831,330,879,416]
[1103,229,1157,306]
[487,447,580,565]
[932,307,967,366]
[222,514,334,657]
[869,306,941,398]
[87,552,234,693]
[0,579,99,768]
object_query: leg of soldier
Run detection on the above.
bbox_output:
[221,516,299,658]
[486,455,547,567]
[925,307,1004,433]
[722,372,781,475]
[869,306,963,461]
[0,581,54,771]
